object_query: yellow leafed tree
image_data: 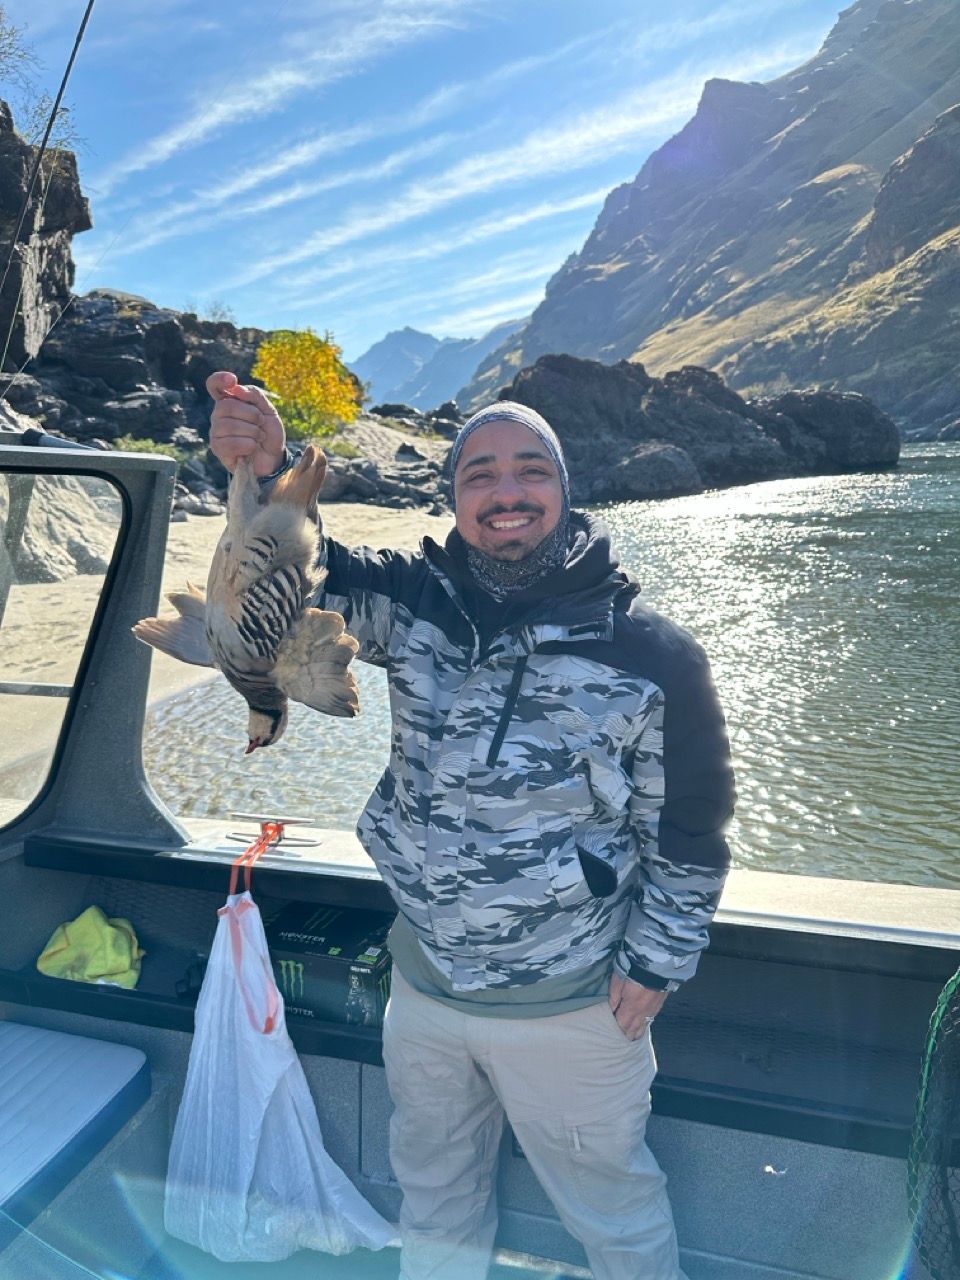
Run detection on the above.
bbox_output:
[252,328,362,440]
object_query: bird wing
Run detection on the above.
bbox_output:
[274,606,360,718]
[132,583,215,667]
[225,563,310,668]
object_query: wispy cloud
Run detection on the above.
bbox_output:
[86,28,619,259]
[288,244,566,321]
[24,0,192,44]
[411,22,622,122]
[230,37,814,290]
[277,187,610,298]
[417,287,548,339]
[622,0,802,62]
[90,0,480,194]
[230,102,685,288]
[100,133,462,257]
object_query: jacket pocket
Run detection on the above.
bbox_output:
[576,848,618,898]
[577,748,633,816]
[537,818,595,908]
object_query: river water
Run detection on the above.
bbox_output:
[145,443,960,889]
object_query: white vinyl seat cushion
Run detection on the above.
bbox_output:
[0,1021,150,1235]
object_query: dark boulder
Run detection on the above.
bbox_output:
[762,390,900,468]
[599,443,703,501]
[426,400,464,423]
[25,290,269,445]
[370,402,421,420]
[499,353,900,501]
[96,390,187,443]
[503,354,778,500]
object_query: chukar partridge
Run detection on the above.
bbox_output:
[134,446,358,751]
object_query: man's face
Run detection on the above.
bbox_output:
[454,419,564,562]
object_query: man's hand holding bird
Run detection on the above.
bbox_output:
[208,371,289,477]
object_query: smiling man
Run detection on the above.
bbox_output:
[209,380,735,1280]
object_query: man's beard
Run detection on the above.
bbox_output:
[475,501,545,560]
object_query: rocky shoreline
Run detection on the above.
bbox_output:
[0,286,903,520]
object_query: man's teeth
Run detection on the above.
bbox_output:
[489,516,533,529]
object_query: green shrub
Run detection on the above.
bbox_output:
[112,434,190,463]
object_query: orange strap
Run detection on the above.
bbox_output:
[228,821,283,896]
[216,821,284,1034]
[220,896,279,1035]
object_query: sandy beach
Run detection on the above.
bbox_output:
[0,503,453,788]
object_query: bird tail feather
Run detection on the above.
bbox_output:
[164,581,207,618]
[274,606,360,717]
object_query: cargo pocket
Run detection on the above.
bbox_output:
[541,832,593,908]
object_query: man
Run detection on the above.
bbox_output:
[209,371,735,1280]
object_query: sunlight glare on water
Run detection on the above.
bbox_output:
[602,444,960,888]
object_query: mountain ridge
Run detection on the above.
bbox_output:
[460,0,960,436]
[349,317,526,409]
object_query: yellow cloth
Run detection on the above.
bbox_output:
[37,905,145,989]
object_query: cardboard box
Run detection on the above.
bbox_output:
[263,902,393,1026]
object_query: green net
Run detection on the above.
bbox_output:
[908,966,960,1280]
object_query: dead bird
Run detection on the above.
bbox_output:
[134,445,359,751]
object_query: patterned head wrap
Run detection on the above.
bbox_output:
[450,401,571,599]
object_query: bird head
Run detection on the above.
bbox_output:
[245,705,289,754]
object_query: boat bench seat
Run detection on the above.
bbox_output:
[0,1022,150,1250]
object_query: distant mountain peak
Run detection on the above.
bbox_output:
[349,318,527,410]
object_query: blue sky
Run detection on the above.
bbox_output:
[9,0,845,361]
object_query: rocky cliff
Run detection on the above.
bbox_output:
[462,0,960,438]
[497,354,899,503]
[0,102,91,371]
[4,289,266,447]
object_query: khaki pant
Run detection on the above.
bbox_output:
[383,969,687,1280]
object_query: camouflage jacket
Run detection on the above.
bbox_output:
[317,513,735,993]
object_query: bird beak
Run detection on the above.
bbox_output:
[245,739,260,755]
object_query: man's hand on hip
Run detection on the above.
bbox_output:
[207,370,287,476]
[608,973,668,1040]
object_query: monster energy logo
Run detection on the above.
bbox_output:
[278,959,305,999]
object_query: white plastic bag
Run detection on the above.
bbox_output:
[164,888,397,1262]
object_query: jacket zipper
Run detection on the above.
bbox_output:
[485,655,529,768]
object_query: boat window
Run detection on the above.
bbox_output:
[0,470,122,827]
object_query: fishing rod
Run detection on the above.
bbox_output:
[0,0,294,414]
